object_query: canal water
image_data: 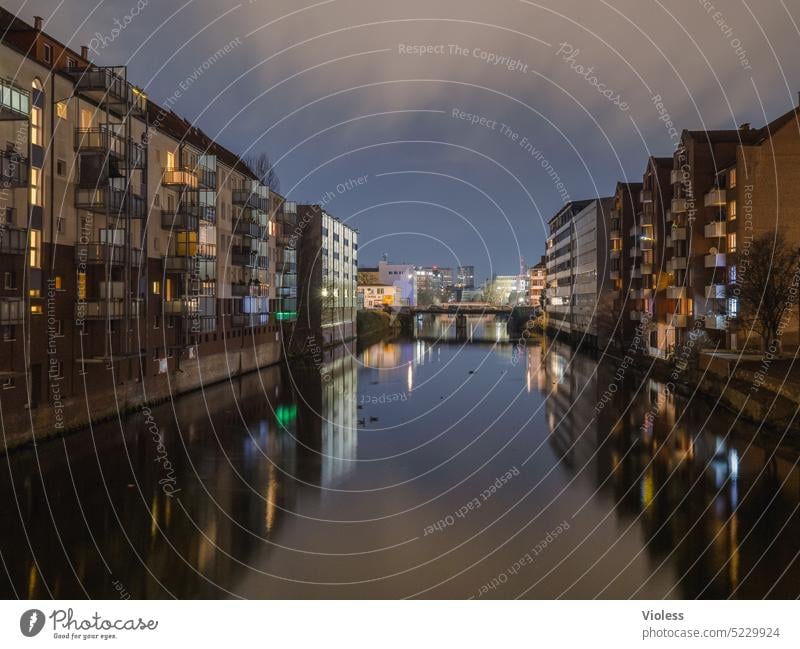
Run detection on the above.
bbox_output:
[1,321,798,598]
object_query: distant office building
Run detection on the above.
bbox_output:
[357,267,380,285]
[293,205,358,348]
[484,274,527,305]
[378,261,416,305]
[456,265,475,289]
[543,197,615,348]
[358,284,401,309]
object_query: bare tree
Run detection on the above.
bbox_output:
[736,230,800,354]
[245,152,280,192]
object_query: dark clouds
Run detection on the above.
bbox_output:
[11,0,800,281]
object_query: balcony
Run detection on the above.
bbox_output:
[670,313,689,328]
[161,205,199,232]
[0,150,28,187]
[705,284,727,299]
[234,219,268,239]
[704,314,728,330]
[669,256,687,271]
[74,127,126,158]
[640,263,653,274]
[232,184,268,211]
[232,312,269,328]
[704,253,726,268]
[665,209,674,223]
[75,185,145,218]
[630,247,642,258]
[231,282,269,298]
[671,226,688,241]
[631,267,643,279]
[704,187,726,207]
[639,212,653,226]
[610,270,620,280]
[163,296,215,318]
[231,247,258,268]
[162,167,199,189]
[0,225,26,254]
[640,189,653,203]
[76,299,142,320]
[671,197,687,213]
[0,298,23,324]
[0,78,30,120]
[75,243,140,266]
[630,288,652,299]
[69,66,147,115]
[609,229,621,239]
[704,221,726,238]
[610,249,621,259]
[197,156,217,189]
[670,169,684,185]
[666,286,686,299]
[630,310,643,321]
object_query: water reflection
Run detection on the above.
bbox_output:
[414,313,510,343]
[0,331,797,598]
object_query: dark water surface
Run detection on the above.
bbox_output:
[1,332,798,599]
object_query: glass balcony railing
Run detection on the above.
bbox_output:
[0,150,28,187]
[0,79,30,120]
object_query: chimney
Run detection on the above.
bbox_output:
[739,122,751,131]
[80,45,89,60]
[33,16,42,30]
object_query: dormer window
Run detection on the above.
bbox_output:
[43,43,52,63]
[66,57,76,69]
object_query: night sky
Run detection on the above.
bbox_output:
[7,0,800,284]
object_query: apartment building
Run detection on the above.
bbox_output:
[544,197,615,348]
[0,10,295,444]
[608,182,642,347]
[662,110,800,355]
[292,204,358,350]
[527,257,546,309]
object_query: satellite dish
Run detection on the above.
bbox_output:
[709,246,718,255]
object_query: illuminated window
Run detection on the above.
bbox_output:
[728,200,736,220]
[54,275,62,290]
[152,280,161,295]
[30,167,42,206]
[728,232,737,252]
[31,106,42,146]
[166,150,176,168]
[28,229,40,268]
[165,278,173,301]
[31,304,43,315]
[729,168,737,188]
[56,101,67,119]
[77,272,86,300]
[80,108,92,129]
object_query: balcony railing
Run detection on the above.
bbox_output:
[671,197,687,213]
[671,169,684,185]
[234,219,268,239]
[630,288,652,299]
[0,150,28,187]
[705,284,727,299]
[640,189,653,203]
[161,208,199,232]
[0,78,30,120]
[0,225,26,254]
[630,247,642,258]
[640,263,653,274]
[671,226,688,241]
[670,313,689,328]
[74,127,126,157]
[231,247,257,267]
[704,187,726,207]
[610,270,620,280]
[631,267,643,279]
[69,67,147,115]
[704,253,726,268]
[669,256,687,271]
[704,314,728,330]
[610,249,621,259]
[704,221,726,238]
[75,298,142,320]
[231,282,269,298]
[162,167,199,189]
[630,310,643,321]
[75,185,145,218]
[666,286,686,299]
[232,313,269,328]
[162,297,215,318]
[0,298,23,324]
[232,188,268,211]
[75,243,141,266]
[609,229,621,239]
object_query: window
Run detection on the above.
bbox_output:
[729,168,737,188]
[728,298,739,317]
[728,232,737,252]
[166,150,176,168]
[4,272,15,289]
[66,57,76,69]
[2,377,15,390]
[2,325,15,342]
[31,106,42,146]
[56,101,67,120]
[152,280,161,295]
[30,167,42,206]
[31,304,43,315]
[165,278,173,301]
[729,265,737,284]
[728,200,736,220]
[54,275,62,290]
[56,158,66,176]
[43,43,52,63]
[80,108,92,129]
[77,272,86,300]
[28,229,41,268]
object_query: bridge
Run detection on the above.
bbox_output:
[409,303,514,315]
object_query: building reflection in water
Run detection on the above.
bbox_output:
[535,337,800,598]
[0,346,359,599]
[414,313,510,343]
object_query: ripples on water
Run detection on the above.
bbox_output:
[0,323,798,598]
